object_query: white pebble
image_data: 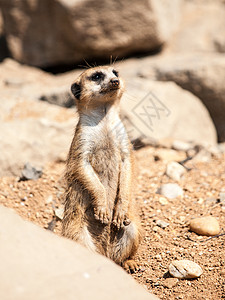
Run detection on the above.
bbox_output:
[169,260,203,279]
[172,140,193,151]
[157,183,183,199]
[166,161,186,181]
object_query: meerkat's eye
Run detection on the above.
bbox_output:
[112,69,119,77]
[91,72,105,81]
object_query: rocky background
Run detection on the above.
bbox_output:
[0,1,225,299]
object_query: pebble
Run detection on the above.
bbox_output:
[172,140,193,152]
[192,149,212,163]
[166,161,186,181]
[219,192,225,205]
[163,278,178,288]
[54,205,64,220]
[45,195,53,204]
[156,219,169,229]
[169,260,203,279]
[189,216,220,236]
[158,197,168,205]
[157,183,183,199]
[20,162,43,181]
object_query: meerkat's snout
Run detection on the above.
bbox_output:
[110,78,120,89]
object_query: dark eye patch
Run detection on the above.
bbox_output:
[112,69,119,77]
[90,71,105,81]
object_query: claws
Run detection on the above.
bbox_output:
[123,260,139,274]
[94,206,110,224]
[112,210,130,229]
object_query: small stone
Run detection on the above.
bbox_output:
[163,278,178,288]
[172,140,193,152]
[54,205,64,220]
[156,219,169,229]
[153,149,185,162]
[166,161,186,181]
[169,260,203,279]
[192,149,212,163]
[152,226,158,232]
[45,195,53,204]
[158,197,168,205]
[20,163,43,181]
[189,216,220,236]
[208,145,222,157]
[219,192,225,204]
[197,198,204,204]
[157,183,183,199]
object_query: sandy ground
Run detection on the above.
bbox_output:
[0,146,224,300]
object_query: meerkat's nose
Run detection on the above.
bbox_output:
[110,78,120,88]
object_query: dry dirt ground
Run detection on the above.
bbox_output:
[0,146,224,300]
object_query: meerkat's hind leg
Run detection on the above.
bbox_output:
[112,220,141,273]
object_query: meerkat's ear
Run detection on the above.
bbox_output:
[71,82,81,100]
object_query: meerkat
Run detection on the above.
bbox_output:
[62,66,142,272]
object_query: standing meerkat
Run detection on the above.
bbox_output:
[62,66,142,272]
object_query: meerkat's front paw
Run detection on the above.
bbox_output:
[94,206,110,224]
[112,209,131,229]
[123,259,139,274]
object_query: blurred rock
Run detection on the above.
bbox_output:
[0,58,79,103]
[0,205,158,300]
[153,149,186,162]
[166,162,186,181]
[121,78,217,145]
[119,52,225,142]
[155,219,169,229]
[155,54,225,142]
[192,149,212,163]
[20,163,43,181]
[157,183,183,199]
[0,96,77,176]
[1,0,182,67]
[39,87,74,108]
[54,205,65,220]
[166,0,225,53]
[172,140,193,152]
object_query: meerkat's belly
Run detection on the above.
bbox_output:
[90,138,120,204]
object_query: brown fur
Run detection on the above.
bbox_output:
[62,66,142,271]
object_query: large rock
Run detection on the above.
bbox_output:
[0,58,79,106]
[0,93,77,176]
[118,53,225,142]
[166,0,225,53]
[154,54,225,142]
[0,205,157,300]
[120,77,217,146]
[1,0,182,67]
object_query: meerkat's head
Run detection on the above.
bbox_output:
[71,66,124,110]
